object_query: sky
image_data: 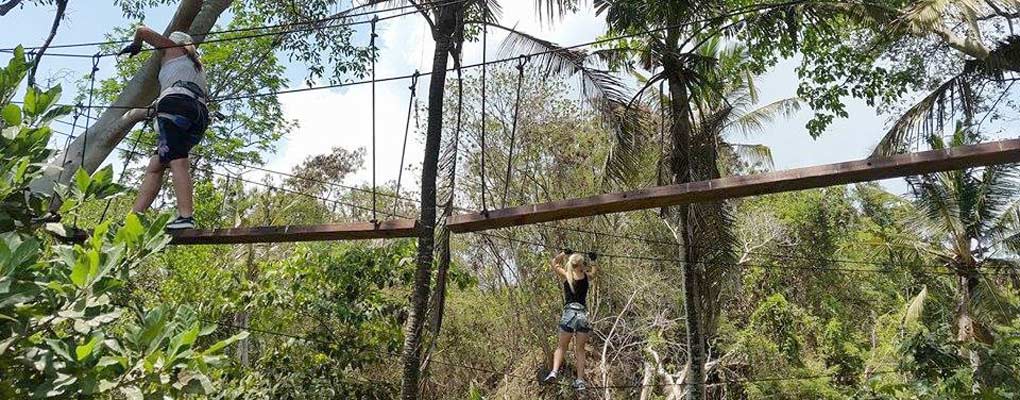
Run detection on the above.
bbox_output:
[5,1,988,196]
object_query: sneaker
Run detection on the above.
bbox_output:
[542,371,558,383]
[572,379,587,392]
[166,216,195,230]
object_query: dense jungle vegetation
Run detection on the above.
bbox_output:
[2,0,1020,398]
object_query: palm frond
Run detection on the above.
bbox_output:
[904,171,968,250]
[722,97,801,140]
[898,0,986,34]
[727,143,775,171]
[872,74,977,157]
[495,25,629,105]
[494,23,650,186]
[532,0,581,22]
[902,285,928,328]
[971,274,1018,325]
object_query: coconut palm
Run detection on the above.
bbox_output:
[899,126,1020,392]
[856,0,1020,155]
[352,2,584,398]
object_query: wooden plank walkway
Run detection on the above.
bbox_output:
[170,219,420,245]
[447,139,1020,233]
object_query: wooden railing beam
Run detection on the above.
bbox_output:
[447,139,1020,233]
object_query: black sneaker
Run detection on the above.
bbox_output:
[167,216,195,230]
[542,372,558,383]
[573,379,587,392]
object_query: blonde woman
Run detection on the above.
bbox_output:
[119,26,209,230]
[544,250,597,391]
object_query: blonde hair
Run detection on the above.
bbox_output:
[183,45,203,71]
[564,253,588,293]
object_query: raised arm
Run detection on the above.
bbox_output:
[551,252,567,280]
[118,26,185,59]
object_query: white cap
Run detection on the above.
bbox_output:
[168,31,193,45]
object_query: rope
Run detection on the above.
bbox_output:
[394,70,420,213]
[73,54,101,228]
[51,128,412,219]
[369,16,379,224]
[218,173,232,217]
[658,81,666,185]
[99,120,148,222]
[451,68,465,209]
[502,55,528,208]
[19,0,823,112]
[479,2,489,215]
[1,0,471,54]
[80,54,100,172]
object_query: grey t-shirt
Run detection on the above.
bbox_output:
[158,55,208,102]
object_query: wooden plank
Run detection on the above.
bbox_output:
[170,218,420,245]
[448,139,1020,233]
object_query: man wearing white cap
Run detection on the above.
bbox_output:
[119,26,210,230]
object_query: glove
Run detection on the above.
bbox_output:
[587,252,598,262]
[118,43,142,58]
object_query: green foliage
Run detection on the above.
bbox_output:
[748,294,804,365]
[818,319,864,386]
[1,46,244,399]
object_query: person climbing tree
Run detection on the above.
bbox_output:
[544,250,598,392]
[119,26,209,230]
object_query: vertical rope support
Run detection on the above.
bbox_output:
[74,54,101,228]
[394,71,420,213]
[218,173,232,218]
[369,16,379,224]
[479,4,489,215]
[99,119,147,222]
[80,54,100,172]
[657,80,666,186]
[501,55,528,208]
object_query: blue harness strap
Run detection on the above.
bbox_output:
[157,112,193,130]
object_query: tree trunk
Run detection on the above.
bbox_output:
[428,60,464,344]
[400,4,462,399]
[31,0,228,195]
[234,243,257,368]
[956,269,992,393]
[663,46,707,399]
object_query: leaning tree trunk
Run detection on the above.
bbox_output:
[400,4,463,399]
[30,0,231,195]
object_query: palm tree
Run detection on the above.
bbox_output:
[352,2,580,398]
[856,0,1020,155]
[899,127,1020,393]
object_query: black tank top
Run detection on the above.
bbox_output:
[563,275,589,306]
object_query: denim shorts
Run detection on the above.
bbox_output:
[558,302,591,333]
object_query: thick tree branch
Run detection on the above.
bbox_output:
[931,24,991,59]
[27,0,67,87]
[0,0,23,16]
[408,0,437,33]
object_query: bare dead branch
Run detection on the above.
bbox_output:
[27,0,67,87]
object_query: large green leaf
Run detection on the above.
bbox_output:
[21,85,61,120]
[70,256,89,288]
[201,331,249,355]
[75,335,101,361]
[168,324,200,359]
[1,104,20,126]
